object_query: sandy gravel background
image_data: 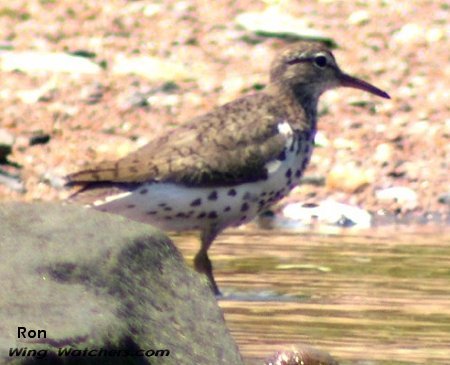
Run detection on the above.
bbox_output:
[0,0,448,225]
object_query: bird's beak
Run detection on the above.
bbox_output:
[339,72,390,99]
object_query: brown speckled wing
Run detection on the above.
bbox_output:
[67,93,290,188]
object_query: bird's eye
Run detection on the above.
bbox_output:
[313,55,328,68]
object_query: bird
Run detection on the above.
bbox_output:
[66,41,390,295]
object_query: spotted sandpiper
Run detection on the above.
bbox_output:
[67,41,389,295]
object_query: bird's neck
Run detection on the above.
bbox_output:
[268,82,319,131]
[291,83,319,130]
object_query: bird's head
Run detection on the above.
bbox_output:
[270,42,390,100]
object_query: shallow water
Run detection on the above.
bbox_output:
[173,226,450,365]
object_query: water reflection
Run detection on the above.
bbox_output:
[173,226,450,365]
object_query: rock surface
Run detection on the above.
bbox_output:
[0,202,243,365]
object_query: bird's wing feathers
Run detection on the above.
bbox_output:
[67,93,290,187]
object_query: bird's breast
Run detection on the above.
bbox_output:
[262,129,316,201]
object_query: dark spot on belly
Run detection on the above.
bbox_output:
[197,212,206,219]
[224,206,231,212]
[228,188,237,196]
[208,191,218,200]
[126,204,135,209]
[164,216,172,220]
[274,190,284,200]
[278,149,286,161]
[190,198,202,207]
[146,210,158,215]
[158,203,167,207]
[139,188,148,195]
[239,215,247,222]
[208,211,218,219]
[295,169,302,178]
[176,212,186,218]
[285,168,292,178]
[301,158,309,169]
[164,206,172,212]
[241,202,249,212]
[243,191,258,202]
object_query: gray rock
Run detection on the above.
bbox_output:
[0,202,243,365]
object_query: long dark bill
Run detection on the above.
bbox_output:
[339,73,390,99]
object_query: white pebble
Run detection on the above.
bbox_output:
[348,10,370,25]
[375,187,418,209]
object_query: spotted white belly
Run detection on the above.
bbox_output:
[93,129,315,232]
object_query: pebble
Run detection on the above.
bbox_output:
[42,171,67,190]
[326,163,374,193]
[112,55,189,81]
[408,120,431,136]
[29,133,51,146]
[80,83,104,104]
[347,10,370,25]
[143,3,162,17]
[332,137,359,150]
[265,345,338,365]
[299,175,325,186]
[0,129,14,162]
[235,7,334,45]
[0,51,101,74]
[375,187,418,209]
[146,94,180,108]
[437,193,450,206]
[282,200,372,229]
[373,143,394,164]
[17,87,55,104]
[0,172,25,193]
[390,23,444,46]
[314,131,329,147]
[118,91,150,111]
[392,23,424,45]
[426,27,445,43]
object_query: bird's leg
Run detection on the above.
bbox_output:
[194,226,221,296]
